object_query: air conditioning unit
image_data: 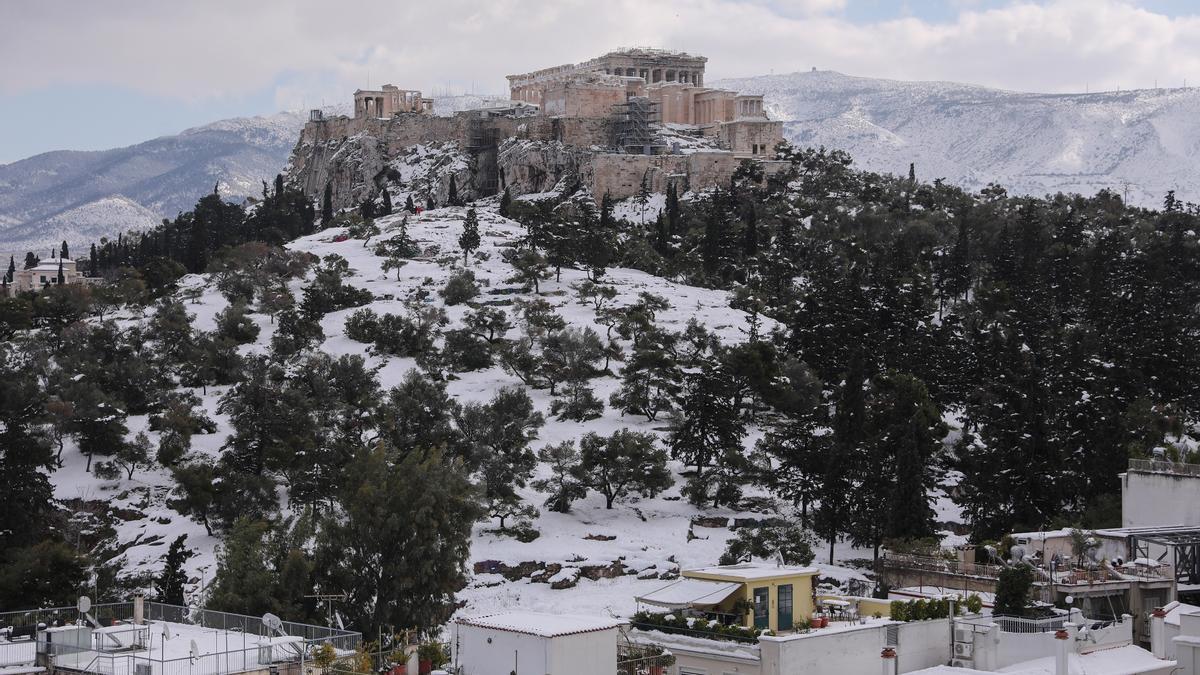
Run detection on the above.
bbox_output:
[950,659,973,668]
[954,641,974,658]
[954,627,973,643]
[135,663,152,675]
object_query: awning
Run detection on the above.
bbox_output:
[635,578,742,610]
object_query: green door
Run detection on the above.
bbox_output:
[778,584,793,630]
[753,587,769,629]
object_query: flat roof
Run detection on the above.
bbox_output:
[685,563,819,580]
[456,612,627,638]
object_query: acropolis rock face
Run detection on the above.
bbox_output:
[285,48,785,211]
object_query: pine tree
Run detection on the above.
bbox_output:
[573,429,673,509]
[669,368,747,508]
[816,354,867,564]
[532,441,586,513]
[319,445,481,635]
[23,252,38,270]
[458,207,481,264]
[405,194,416,213]
[321,183,334,224]
[426,195,435,211]
[610,334,682,421]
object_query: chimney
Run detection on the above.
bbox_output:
[881,646,897,675]
[1054,629,1070,675]
[133,594,145,625]
[1150,606,1168,659]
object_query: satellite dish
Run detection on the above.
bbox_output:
[189,640,200,664]
[77,596,92,614]
[1065,595,1075,605]
[262,613,284,635]
[162,624,172,641]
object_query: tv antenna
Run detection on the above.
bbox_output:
[304,593,347,629]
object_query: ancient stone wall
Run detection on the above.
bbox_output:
[289,109,783,212]
[719,120,785,158]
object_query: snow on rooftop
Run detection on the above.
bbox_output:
[635,578,741,609]
[1161,600,1200,626]
[456,612,627,638]
[685,562,819,580]
[997,644,1174,674]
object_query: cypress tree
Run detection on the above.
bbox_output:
[5,256,13,283]
[448,175,461,207]
[56,260,64,285]
[499,187,512,217]
[405,194,415,213]
[60,240,69,260]
[458,208,481,264]
[380,188,393,216]
[321,183,334,224]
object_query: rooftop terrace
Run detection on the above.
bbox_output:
[0,601,359,675]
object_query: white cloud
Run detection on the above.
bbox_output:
[1,0,1198,110]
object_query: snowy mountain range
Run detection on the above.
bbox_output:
[713,70,1200,209]
[3,73,1198,258]
[0,110,312,256]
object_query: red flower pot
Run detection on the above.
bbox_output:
[418,659,432,675]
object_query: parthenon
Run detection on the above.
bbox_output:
[505,48,772,133]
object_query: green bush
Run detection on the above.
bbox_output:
[343,308,379,343]
[441,269,479,306]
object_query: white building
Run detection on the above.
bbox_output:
[451,612,627,675]
[4,256,98,296]
[1122,459,1200,528]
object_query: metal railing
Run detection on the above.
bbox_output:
[1129,458,1200,477]
[0,601,360,675]
[629,622,760,645]
[880,553,1006,580]
[989,615,1067,634]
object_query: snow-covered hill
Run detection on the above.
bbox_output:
[713,70,1200,208]
[51,195,896,619]
[6,71,1196,257]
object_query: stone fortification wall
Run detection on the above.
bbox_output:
[288,109,782,210]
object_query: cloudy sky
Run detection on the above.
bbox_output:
[1,0,1199,163]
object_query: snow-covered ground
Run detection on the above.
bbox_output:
[46,198,956,622]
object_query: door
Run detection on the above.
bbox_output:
[778,584,793,630]
[753,587,769,629]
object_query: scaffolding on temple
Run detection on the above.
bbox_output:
[613,97,664,155]
[466,113,501,197]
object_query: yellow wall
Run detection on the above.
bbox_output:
[684,571,816,632]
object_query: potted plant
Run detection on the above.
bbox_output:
[416,643,445,675]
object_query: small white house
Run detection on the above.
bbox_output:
[451,612,627,675]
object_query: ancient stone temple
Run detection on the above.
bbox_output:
[353,85,433,118]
